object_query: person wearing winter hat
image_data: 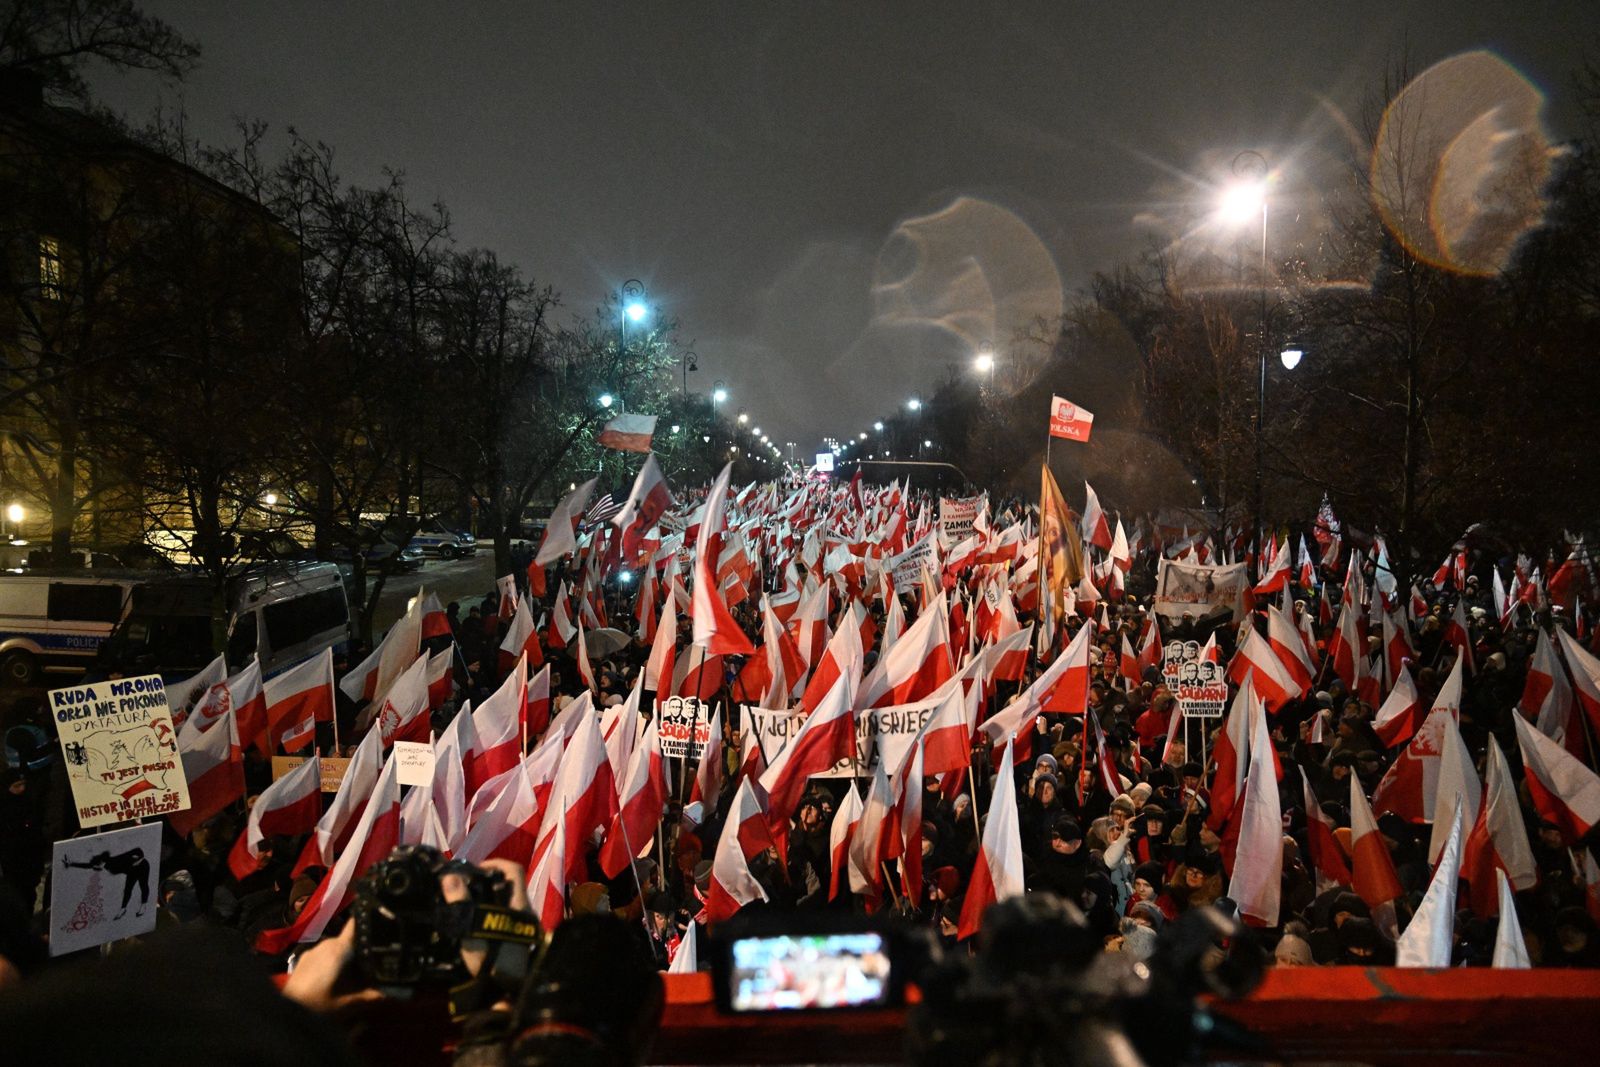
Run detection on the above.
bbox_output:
[1274,933,1315,966]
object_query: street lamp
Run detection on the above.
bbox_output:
[907,398,921,411]
[681,350,698,398]
[619,279,646,354]
[1221,149,1275,561]
[713,382,728,414]
[858,432,867,441]
[873,421,884,432]
[598,393,615,409]
[737,412,748,425]
[1280,346,1303,371]
[973,350,994,375]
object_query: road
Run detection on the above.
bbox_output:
[368,551,500,633]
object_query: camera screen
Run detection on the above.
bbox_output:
[728,932,892,1012]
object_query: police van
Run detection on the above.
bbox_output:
[92,561,352,681]
[0,572,149,685]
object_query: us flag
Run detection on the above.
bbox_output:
[584,494,622,525]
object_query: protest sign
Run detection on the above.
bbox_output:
[744,694,939,777]
[657,696,713,760]
[1152,558,1249,622]
[49,674,188,829]
[272,755,351,793]
[1161,640,1228,719]
[940,497,978,541]
[887,533,936,593]
[49,822,162,956]
[393,741,436,786]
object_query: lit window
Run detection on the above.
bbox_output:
[39,236,62,299]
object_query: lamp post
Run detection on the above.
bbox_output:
[619,279,646,356]
[680,350,697,398]
[1223,151,1271,561]
[974,345,997,485]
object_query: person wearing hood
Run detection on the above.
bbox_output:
[1019,767,1064,859]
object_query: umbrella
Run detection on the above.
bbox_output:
[581,627,632,659]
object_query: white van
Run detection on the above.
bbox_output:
[0,572,150,685]
[93,562,352,682]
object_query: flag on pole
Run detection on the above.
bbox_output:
[597,413,658,453]
[957,739,1025,939]
[1048,395,1094,442]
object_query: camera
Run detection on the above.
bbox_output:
[350,844,540,995]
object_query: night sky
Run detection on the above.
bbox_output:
[88,2,1593,454]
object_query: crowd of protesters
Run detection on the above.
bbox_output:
[1,483,1598,1022]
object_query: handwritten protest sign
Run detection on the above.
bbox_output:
[393,741,436,786]
[887,533,936,593]
[272,755,351,793]
[50,675,188,829]
[49,823,162,956]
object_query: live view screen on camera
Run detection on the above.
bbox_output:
[729,933,891,1011]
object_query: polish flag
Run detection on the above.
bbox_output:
[424,645,455,712]
[1461,735,1537,917]
[848,759,894,907]
[1350,773,1403,908]
[1206,679,1257,833]
[525,662,552,741]
[1039,619,1095,714]
[600,717,668,877]
[1556,627,1600,739]
[456,757,541,866]
[1109,520,1131,572]
[165,654,226,730]
[1427,708,1480,864]
[613,452,674,559]
[1229,694,1282,926]
[857,593,953,709]
[534,478,597,566]
[292,729,382,875]
[691,463,757,657]
[433,705,474,852]
[546,583,577,649]
[227,753,323,879]
[1047,395,1094,442]
[340,595,423,706]
[798,607,864,715]
[496,574,519,619]
[1395,802,1465,968]
[419,590,451,641]
[170,706,243,838]
[1524,628,1579,757]
[257,754,401,954]
[530,709,617,883]
[374,653,431,748]
[263,648,335,754]
[1381,608,1414,689]
[790,582,831,674]
[760,597,807,707]
[469,658,526,796]
[1491,870,1532,968]
[1327,601,1361,691]
[179,657,268,756]
[1512,711,1600,845]
[707,779,771,924]
[1372,656,1464,823]
[1265,605,1314,696]
[1300,776,1352,890]
[986,624,1033,685]
[920,680,980,776]
[575,620,598,694]
[1442,597,1475,674]
[688,705,724,808]
[828,781,864,901]
[760,669,858,832]
[982,622,1094,766]
[1227,624,1300,712]
[1253,538,1291,596]
[527,808,568,931]
[399,782,450,853]
[1137,621,1162,676]
[1372,663,1424,748]
[499,595,544,673]
[1119,634,1142,689]
[643,593,677,697]
[956,739,1025,939]
[1081,482,1111,551]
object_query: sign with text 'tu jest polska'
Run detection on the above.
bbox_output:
[50,674,190,829]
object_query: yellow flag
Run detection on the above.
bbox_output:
[1039,464,1085,619]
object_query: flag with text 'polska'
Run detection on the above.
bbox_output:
[1048,395,1094,442]
[598,413,658,453]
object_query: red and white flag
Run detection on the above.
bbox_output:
[597,413,658,454]
[456,757,541,867]
[706,779,770,924]
[341,597,423,706]
[373,653,431,748]
[257,753,401,954]
[227,753,322,879]
[856,593,953,709]
[1395,802,1464,968]
[689,705,724,809]
[535,478,598,566]
[527,806,568,931]
[525,662,552,741]
[499,595,543,673]
[166,654,226,730]
[760,669,858,832]
[1372,657,1464,823]
[469,658,526,796]
[1556,627,1600,741]
[828,781,864,901]
[1372,662,1423,748]
[1300,776,1352,891]
[1524,628,1580,757]
[1512,711,1600,845]
[1265,605,1314,697]
[691,463,757,657]
[643,592,677,696]
[1081,482,1111,550]
[170,705,243,838]
[1461,735,1537,917]
[1048,395,1094,442]
[1229,694,1282,926]
[264,649,335,754]
[613,452,673,558]
[1350,774,1403,909]
[1206,679,1256,832]
[600,717,668,877]
[956,739,1025,939]
[1227,624,1300,712]
[530,707,617,883]
[433,705,474,852]
[1427,708,1480,864]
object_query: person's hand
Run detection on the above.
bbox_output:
[939,916,958,938]
[281,920,385,1014]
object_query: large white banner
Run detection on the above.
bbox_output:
[939,497,979,542]
[1152,559,1249,622]
[744,696,941,778]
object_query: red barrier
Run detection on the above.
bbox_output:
[652,969,1600,1064]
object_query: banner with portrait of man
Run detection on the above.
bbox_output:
[1039,465,1085,620]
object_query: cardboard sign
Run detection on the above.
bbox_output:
[940,497,979,541]
[50,823,162,956]
[657,697,713,760]
[49,675,189,829]
[887,534,936,593]
[1153,559,1249,622]
[273,755,352,793]
[393,741,436,787]
[1161,640,1228,719]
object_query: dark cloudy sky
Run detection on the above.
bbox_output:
[88,2,1593,453]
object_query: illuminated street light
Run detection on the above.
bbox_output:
[873,421,884,432]
[598,393,614,408]
[1217,178,1266,226]
[858,432,867,441]
[752,426,761,436]
[737,412,749,425]
[4,504,21,525]
[907,398,921,411]
[670,423,681,433]
[262,492,278,507]
[973,351,994,374]
[1280,346,1304,370]
[625,301,647,323]
[923,439,932,448]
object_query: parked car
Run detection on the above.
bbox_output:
[327,526,425,574]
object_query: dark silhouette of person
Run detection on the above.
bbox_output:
[63,846,151,920]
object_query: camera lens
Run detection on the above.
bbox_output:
[383,867,414,896]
